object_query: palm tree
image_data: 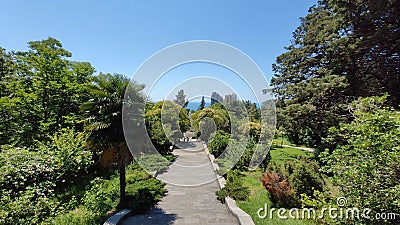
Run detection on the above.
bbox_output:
[81,73,145,205]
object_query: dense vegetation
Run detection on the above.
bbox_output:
[0,38,169,224]
[210,1,399,225]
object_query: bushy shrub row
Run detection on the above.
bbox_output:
[0,128,166,224]
[216,170,249,203]
[260,158,324,208]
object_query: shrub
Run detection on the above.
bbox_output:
[51,207,100,225]
[137,154,170,173]
[207,130,230,157]
[321,96,400,225]
[260,159,323,208]
[288,157,324,198]
[260,169,298,207]
[216,170,249,203]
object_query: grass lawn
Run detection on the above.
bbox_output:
[272,137,308,148]
[269,146,314,167]
[235,144,316,225]
[236,170,314,225]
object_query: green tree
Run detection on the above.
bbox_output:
[81,73,145,205]
[2,38,94,145]
[173,89,188,107]
[0,47,20,145]
[145,100,190,153]
[198,95,206,110]
[321,95,400,225]
[270,0,400,149]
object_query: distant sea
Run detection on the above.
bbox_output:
[186,102,211,111]
[185,101,261,111]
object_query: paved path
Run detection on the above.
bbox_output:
[121,141,239,225]
[281,144,315,153]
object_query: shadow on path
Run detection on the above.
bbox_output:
[121,141,238,225]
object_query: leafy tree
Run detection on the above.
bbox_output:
[1,38,94,146]
[207,130,230,157]
[270,0,400,149]
[321,95,400,225]
[145,100,190,154]
[173,89,188,107]
[0,47,19,145]
[198,95,206,110]
[191,106,230,140]
[81,73,145,205]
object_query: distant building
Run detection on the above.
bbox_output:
[211,92,223,105]
[224,93,237,103]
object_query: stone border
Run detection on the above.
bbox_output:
[202,142,255,225]
[103,209,132,225]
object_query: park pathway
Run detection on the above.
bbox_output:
[121,140,239,225]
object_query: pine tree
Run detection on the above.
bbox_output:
[198,96,206,110]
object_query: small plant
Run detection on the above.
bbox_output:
[216,170,249,203]
[138,154,170,173]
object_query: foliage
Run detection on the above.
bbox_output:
[52,163,165,225]
[215,138,271,173]
[51,207,99,225]
[145,100,190,154]
[271,0,400,149]
[207,130,230,157]
[174,89,187,107]
[321,96,400,225]
[261,157,324,208]
[216,170,249,203]
[288,157,324,199]
[261,163,298,208]
[0,128,93,224]
[198,95,206,110]
[1,38,94,146]
[191,106,230,141]
[137,154,170,172]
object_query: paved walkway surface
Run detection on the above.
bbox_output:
[281,144,315,153]
[121,141,239,225]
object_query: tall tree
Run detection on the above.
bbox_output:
[270,0,399,149]
[1,38,94,146]
[198,95,206,111]
[174,89,188,107]
[0,47,19,145]
[321,96,400,225]
[81,73,145,205]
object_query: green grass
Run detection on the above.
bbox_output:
[235,144,316,225]
[237,170,314,225]
[272,137,307,148]
[269,146,314,168]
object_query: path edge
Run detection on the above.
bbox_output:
[103,209,132,225]
[203,142,256,225]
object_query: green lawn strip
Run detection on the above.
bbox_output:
[272,138,307,148]
[234,145,317,225]
[269,146,314,168]
[236,171,314,225]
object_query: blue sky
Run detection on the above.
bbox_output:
[1,1,316,102]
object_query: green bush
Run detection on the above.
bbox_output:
[215,138,271,173]
[51,207,100,225]
[207,130,230,157]
[321,96,400,225]
[216,170,249,203]
[261,159,324,208]
[137,154,170,173]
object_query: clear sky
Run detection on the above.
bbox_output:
[1,0,316,102]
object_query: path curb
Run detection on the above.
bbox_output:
[103,209,132,225]
[203,142,255,225]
